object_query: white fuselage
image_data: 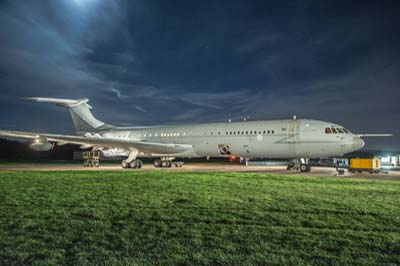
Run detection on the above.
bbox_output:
[99,119,365,159]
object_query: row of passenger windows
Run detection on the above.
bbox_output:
[132,132,187,138]
[128,129,276,138]
[325,127,349,134]
[212,130,274,136]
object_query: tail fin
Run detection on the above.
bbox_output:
[23,97,113,133]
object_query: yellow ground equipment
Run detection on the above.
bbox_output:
[83,151,100,168]
[349,158,381,173]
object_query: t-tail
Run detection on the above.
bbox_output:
[22,97,113,133]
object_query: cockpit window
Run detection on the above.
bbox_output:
[326,127,350,134]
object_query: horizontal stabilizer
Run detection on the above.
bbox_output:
[22,97,90,108]
[21,97,111,132]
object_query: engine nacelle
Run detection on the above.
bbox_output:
[29,139,52,151]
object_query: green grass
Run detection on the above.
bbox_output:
[0,171,399,265]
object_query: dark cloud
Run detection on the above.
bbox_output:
[0,0,399,150]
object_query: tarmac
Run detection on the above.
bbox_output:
[1,162,399,181]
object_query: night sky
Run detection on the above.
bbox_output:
[0,0,399,150]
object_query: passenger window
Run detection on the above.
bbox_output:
[272,130,274,134]
[246,131,248,134]
[263,130,266,134]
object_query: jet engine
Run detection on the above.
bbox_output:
[29,138,53,151]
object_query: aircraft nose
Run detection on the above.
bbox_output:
[353,137,365,151]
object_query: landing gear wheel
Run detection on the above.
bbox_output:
[167,160,172,168]
[300,164,308,172]
[129,160,137,169]
[174,162,183,167]
[121,160,130,169]
[306,164,311,172]
[136,159,143,169]
[154,159,162,168]
[161,160,169,168]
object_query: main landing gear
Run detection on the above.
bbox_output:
[153,158,184,168]
[121,150,142,169]
[287,158,311,172]
[121,159,143,169]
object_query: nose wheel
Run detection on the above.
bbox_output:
[287,158,311,172]
[300,163,311,172]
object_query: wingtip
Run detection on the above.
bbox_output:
[21,97,39,102]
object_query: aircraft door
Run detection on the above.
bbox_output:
[287,121,299,156]
[241,144,250,157]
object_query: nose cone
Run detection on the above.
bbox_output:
[353,137,365,151]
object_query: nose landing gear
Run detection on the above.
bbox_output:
[287,158,311,172]
[299,163,311,172]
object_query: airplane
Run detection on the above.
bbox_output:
[0,97,392,172]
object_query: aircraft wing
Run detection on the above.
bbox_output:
[0,130,192,154]
[356,134,393,137]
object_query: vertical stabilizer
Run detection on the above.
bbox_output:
[22,97,113,133]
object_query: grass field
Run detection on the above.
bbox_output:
[0,171,399,265]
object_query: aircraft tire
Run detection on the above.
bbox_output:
[121,160,130,169]
[136,159,143,169]
[161,160,169,168]
[154,159,162,168]
[300,164,308,172]
[129,160,138,169]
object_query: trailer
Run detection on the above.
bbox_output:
[83,151,100,168]
[349,158,381,173]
